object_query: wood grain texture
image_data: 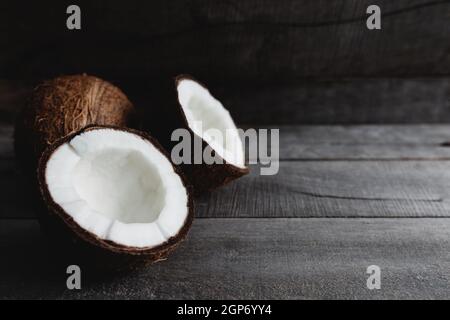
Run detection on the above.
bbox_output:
[4,123,450,161]
[1,218,449,299]
[2,78,450,125]
[4,124,450,219]
[223,78,450,124]
[1,1,449,81]
[197,160,450,218]
[6,159,450,219]
[267,124,450,160]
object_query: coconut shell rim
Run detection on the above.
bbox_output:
[37,124,195,256]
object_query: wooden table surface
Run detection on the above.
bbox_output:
[1,123,450,299]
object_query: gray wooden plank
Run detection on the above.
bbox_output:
[1,218,449,299]
[223,78,450,125]
[248,124,450,161]
[5,160,450,219]
[197,160,450,218]
[3,79,450,125]
[2,79,450,125]
[2,1,450,80]
[277,125,450,146]
[4,124,450,218]
[4,124,450,161]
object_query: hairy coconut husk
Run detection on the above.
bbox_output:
[37,125,194,271]
[14,74,134,176]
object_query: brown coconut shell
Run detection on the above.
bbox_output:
[37,125,194,270]
[14,74,134,177]
[142,74,249,196]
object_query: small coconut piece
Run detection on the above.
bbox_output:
[14,74,134,176]
[176,76,249,194]
[146,75,249,195]
[38,125,193,267]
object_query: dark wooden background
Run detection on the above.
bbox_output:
[1,0,450,124]
[2,0,450,81]
[1,1,450,299]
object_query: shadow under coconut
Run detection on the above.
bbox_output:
[0,219,150,298]
[0,220,67,298]
[4,170,176,296]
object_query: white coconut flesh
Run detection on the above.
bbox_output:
[177,79,246,168]
[44,128,189,248]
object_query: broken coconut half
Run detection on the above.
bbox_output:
[173,75,249,194]
[38,125,193,262]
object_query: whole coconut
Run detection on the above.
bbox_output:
[14,74,134,176]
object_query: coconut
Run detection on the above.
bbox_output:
[37,125,194,268]
[14,74,134,176]
[144,75,249,195]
